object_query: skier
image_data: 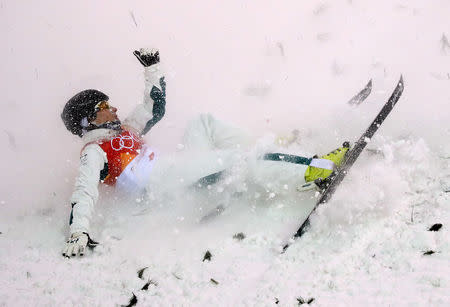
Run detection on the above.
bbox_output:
[61,49,349,258]
[61,48,166,257]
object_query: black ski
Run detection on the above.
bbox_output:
[282,76,404,253]
[347,79,373,106]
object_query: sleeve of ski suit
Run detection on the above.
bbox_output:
[123,63,166,135]
[69,144,107,234]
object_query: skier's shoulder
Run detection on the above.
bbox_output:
[80,128,117,161]
[81,128,118,145]
[81,143,106,159]
[77,144,107,173]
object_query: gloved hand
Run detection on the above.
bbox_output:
[133,48,160,67]
[62,232,99,258]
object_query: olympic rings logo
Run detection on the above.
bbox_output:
[110,133,140,151]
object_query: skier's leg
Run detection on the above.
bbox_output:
[146,114,250,193]
[247,158,309,194]
[182,113,251,151]
[248,142,350,193]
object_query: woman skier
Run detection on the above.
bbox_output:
[61,49,348,258]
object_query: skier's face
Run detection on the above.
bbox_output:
[92,102,118,124]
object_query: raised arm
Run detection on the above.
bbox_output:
[123,48,166,136]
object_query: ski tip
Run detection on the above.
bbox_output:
[398,75,405,92]
[347,78,373,106]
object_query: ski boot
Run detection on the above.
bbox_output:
[304,142,350,189]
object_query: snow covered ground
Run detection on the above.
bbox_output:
[1,1,449,306]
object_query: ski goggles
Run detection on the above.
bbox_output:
[95,100,111,112]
